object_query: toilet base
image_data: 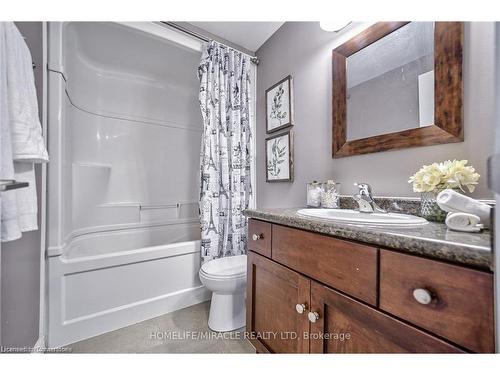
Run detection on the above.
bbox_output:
[208,291,246,332]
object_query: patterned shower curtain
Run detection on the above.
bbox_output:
[198,41,253,263]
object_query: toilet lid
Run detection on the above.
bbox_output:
[200,255,247,278]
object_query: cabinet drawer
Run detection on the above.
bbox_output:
[310,282,463,353]
[380,250,494,353]
[272,224,378,305]
[248,219,272,257]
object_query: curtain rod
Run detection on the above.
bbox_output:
[160,22,259,65]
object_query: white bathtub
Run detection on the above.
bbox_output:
[48,222,210,347]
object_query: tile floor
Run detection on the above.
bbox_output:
[65,302,256,353]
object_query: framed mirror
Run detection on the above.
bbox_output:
[332,22,463,158]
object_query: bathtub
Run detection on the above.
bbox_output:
[47,222,210,347]
[46,22,209,347]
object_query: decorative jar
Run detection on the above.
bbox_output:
[306,181,322,207]
[321,181,340,209]
[420,190,447,222]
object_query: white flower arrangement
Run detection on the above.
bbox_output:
[409,160,480,193]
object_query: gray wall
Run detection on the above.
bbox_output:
[256,22,496,208]
[1,22,42,348]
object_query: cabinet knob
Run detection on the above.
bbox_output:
[413,288,433,305]
[308,311,320,323]
[252,233,263,241]
[295,303,308,314]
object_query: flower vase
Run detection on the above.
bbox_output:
[420,190,448,223]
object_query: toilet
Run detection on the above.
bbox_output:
[199,254,247,332]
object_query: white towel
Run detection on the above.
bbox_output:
[0,22,48,241]
[4,22,49,163]
[0,23,21,241]
[445,212,483,232]
[436,189,491,228]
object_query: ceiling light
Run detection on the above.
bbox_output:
[320,21,352,33]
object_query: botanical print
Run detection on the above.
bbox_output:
[267,136,287,178]
[269,84,287,126]
[266,132,291,181]
[198,41,253,263]
[266,76,292,132]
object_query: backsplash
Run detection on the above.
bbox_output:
[339,196,421,216]
[339,196,495,217]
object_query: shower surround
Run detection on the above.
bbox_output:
[46,22,211,347]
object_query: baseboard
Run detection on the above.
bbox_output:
[48,285,211,348]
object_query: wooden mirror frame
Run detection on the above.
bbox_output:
[332,22,463,158]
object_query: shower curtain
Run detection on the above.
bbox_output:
[198,41,252,262]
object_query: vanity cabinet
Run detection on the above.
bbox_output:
[246,219,495,353]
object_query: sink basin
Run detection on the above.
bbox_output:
[297,208,428,227]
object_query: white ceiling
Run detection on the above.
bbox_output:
[188,22,284,52]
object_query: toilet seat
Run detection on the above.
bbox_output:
[200,255,247,279]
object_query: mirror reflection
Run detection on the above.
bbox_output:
[346,22,435,141]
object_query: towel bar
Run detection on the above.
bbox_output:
[0,180,29,191]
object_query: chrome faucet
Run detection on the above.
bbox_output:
[352,182,387,213]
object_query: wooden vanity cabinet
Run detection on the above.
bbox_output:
[246,219,494,354]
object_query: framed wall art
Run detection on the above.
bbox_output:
[266,75,294,133]
[265,130,294,182]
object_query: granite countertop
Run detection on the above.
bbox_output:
[244,208,493,271]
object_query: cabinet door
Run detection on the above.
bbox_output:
[247,251,310,353]
[309,282,463,353]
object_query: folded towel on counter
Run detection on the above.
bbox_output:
[445,212,483,232]
[436,189,491,228]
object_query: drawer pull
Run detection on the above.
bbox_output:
[413,288,433,305]
[308,311,320,323]
[252,233,264,241]
[295,303,308,314]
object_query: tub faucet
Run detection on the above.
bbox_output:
[353,182,387,214]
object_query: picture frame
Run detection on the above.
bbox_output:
[265,130,294,183]
[265,75,294,133]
